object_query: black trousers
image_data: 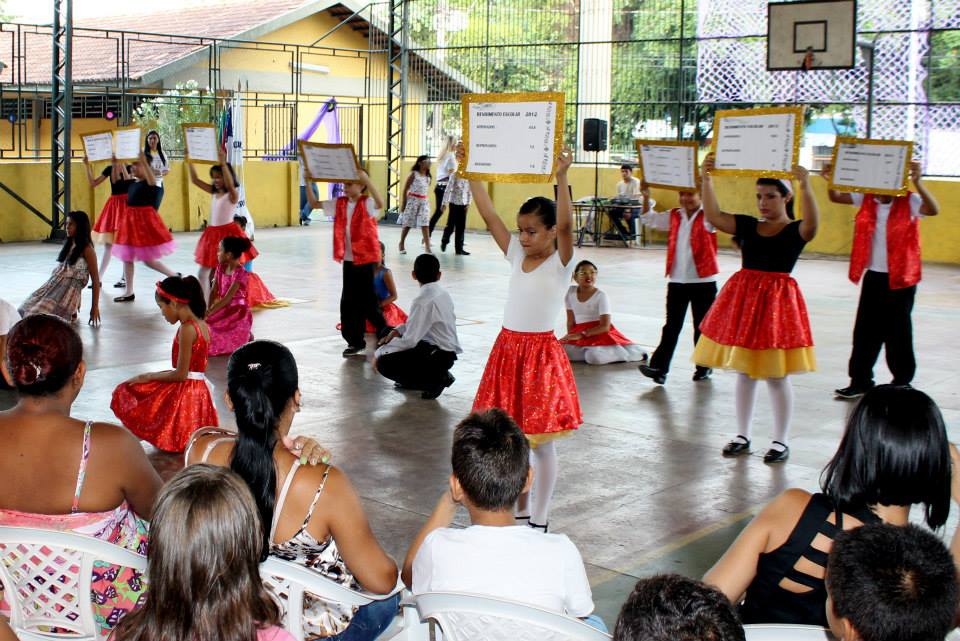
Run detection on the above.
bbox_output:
[848,270,916,386]
[608,207,637,239]
[649,281,718,374]
[441,203,467,252]
[377,341,457,390]
[341,261,388,348]
[429,182,448,233]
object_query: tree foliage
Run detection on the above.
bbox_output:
[131,80,217,156]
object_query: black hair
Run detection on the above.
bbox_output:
[221,236,252,260]
[755,178,794,220]
[210,162,239,191]
[378,241,387,267]
[411,155,432,178]
[155,275,207,319]
[620,164,634,172]
[827,523,958,641]
[233,215,248,231]
[226,340,300,559]
[574,259,597,274]
[517,196,557,228]
[451,409,530,511]
[613,574,745,641]
[820,384,950,529]
[413,253,440,284]
[57,211,92,266]
[143,129,167,166]
[4,314,83,397]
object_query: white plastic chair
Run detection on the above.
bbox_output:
[414,591,612,641]
[743,624,836,641]
[0,525,147,641]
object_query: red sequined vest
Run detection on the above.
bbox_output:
[848,193,921,290]
[332,197,381,265]
[666,208,718,278]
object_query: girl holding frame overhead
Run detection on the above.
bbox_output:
[693,154,819,464]
[84,155,132,284]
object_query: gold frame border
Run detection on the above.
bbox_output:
[634,139,700,191]
[80,128,116,163]
[828,137,912,197]
[298,141,361,183]
[460,91,565,184]
[112,125,143,161]
[709,106,804,179]
[181,122,220,165]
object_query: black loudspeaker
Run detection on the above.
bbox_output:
[583,118,608,152]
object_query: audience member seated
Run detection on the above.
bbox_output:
[826,522,958,641]
[185,340,400,641]
[403,408,602,629]
[0,314,161,630]
[704,384,952,627]
[111,464,296,641]
[613,574,744,641]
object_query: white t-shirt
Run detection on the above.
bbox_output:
[850,193,924,273]
[564,286,611,324]
[148,153,169,187]
[436,153,457,183]
[0,299,20,336]
[322,196,378,262]
[502,237,576,332]
[412,525,594,617]
[616,177,641,199]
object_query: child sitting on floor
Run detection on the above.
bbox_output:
[402,408,602,629]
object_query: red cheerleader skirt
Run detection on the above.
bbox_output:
[560,321,635,347]
[111,374,218,453]
[92,194,127,244]
[367,303,408,333]
[194,222,259,267]
[112,205,175,262]
[473,328,582,445]
[693,268,815,379]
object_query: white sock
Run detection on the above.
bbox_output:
[735,373,759,441]
[123,261,135,296]
[766,376,794,448]
[198,266,213,301]
[530,441,558,525]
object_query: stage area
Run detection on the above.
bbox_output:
[2,223,959,624]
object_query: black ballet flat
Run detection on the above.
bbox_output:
[722,436,751,457]
[528,521,549,533]
[113,294,135,303]
[763,442,790,464]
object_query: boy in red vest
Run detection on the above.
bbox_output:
[826,161,939,398]
[307,169,390,357]
[637,182,718,384]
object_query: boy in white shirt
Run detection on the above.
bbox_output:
[402,409,601,628]
[374,253,461,399]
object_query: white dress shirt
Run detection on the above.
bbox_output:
[641,207,716,284]
[376,282,461,356]
[849,193,924,273]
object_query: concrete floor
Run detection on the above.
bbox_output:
[2,223,959,625]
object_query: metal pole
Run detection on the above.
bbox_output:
[49,0,72,241]
[858,39,876,138]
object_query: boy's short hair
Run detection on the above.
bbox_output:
[620,164,633,172]
[613,575,744,641]
[451,409,530,510]
[414,253,441,284]
[827,523,958,641]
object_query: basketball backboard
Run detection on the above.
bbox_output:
[767,0,857,70]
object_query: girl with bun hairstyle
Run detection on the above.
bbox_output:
[111,275,218,452]
[0,314,160,633]
[207,236,255,356]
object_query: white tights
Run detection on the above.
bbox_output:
[735,373,794,446]
[123,260,176,296]
[99,244,113,281]
[198,266,213,301]
[516,441,559,525]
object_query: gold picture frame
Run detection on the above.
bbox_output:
[298,141,362,183]
[112,125,143,161]
[710,106,804,179]
[828,137,913,197]
[635,139,700,191]
[181,122,220,165]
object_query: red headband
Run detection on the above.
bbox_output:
[155,282,189,304]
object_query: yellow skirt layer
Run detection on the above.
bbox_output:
[693,336,816,380]
[527,430,576,448]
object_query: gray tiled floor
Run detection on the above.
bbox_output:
[2,223,958,625]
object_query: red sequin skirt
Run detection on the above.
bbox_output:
[111,205,175,262]
[92,194,127,244]
[473,328,582,445]
[693,268,816,379]
[367,303,408,333]
[111,377,218,453]
[248,272,287,309]
[560,321,636,347]
[194,222,258,267]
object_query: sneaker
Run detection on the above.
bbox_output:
[455,250,471,256]
[639,364,666,385]
[421,373,455,400]
[113,278,126,289]
[834,382,873,399]
[342,345,366,358]
[693,367,713,382]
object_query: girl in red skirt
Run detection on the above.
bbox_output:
[84,156,132,284]
[111,275,218,452]
[189,149,258,299]
[468,145,580,531]
[561,259,647,365]
[693,154,820,464]
[113,154,177,303]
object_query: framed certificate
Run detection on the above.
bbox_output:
[81,131,114,163]
[635,139,699,191]
[182,123,220,164]
[460,91,565,183]
[298,141,361,183]
[828,137,912,196]
[710,106,804,179]
[113,126,143,161]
